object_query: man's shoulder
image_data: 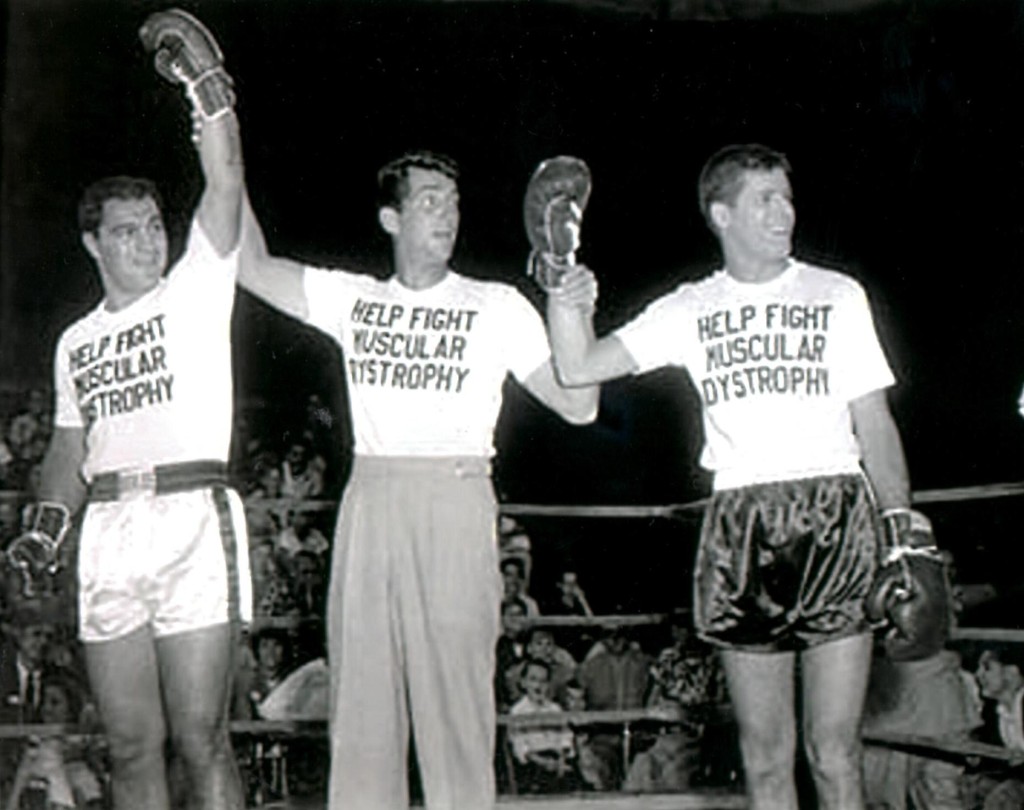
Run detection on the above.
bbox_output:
[791,258,866,296]
[447,271,528,304]
[56,301,111,345]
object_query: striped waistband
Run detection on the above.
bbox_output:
[351,455,491,479]
[88,460,229,502]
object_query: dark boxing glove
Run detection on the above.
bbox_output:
[139,8,235,122]
[865,508,953,661]
[523,156,592,291]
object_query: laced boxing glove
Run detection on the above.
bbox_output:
[139,8,235,122]
[865,508,953,661]
[5,502,71,598]
[523,156,592,290]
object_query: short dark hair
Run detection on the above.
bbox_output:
[697,144,791,230]
[78,176,163,235]
[251,627,291,658]
[41,669,83,721]
[501,596,529,616]
[377,150,459,210]
[522,657,551,678]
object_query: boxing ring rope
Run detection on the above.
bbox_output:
[264,478,1024,518]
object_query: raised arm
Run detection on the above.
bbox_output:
[545,265,638,387]
[850,388,911,511]
[236,193,312,322]
[139,8,242,256]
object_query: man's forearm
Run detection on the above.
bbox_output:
[195,111,244,254]
[198,110,244,191]
[546,297,597,387]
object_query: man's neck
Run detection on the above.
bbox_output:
[394,257,449,291]
[723,252,789,284]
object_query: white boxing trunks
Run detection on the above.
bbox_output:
[78,464,251,643]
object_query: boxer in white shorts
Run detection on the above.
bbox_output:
[238,150,598,810]
[12,13,249,809]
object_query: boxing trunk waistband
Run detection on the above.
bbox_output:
[88,460,229,502]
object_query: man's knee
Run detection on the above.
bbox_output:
[739,724,796,782]
[803,723,861,778]
[171,717,233,766]
[106,720,167,772]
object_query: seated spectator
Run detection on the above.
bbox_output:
[506,628,577,708]
[576,625,652,789]
[5,390,49,465]
[276,508,330,562]
[623,619,722,793]
[562,680,607,791]
[499,519,533,587]
[962,646,1024,810]
[860,644,982,810]
[508,659,580,795]
[501,557,539,617]
[552,571,593,617]
[496,598,528,713]
[1,602,58,725]
[290,550,327,619]
[280,434,325,500]
[249,538,299,618]
[247,628,294,715]
[577,626,650,711]
[4,671,105,810]
[245,451,289,539]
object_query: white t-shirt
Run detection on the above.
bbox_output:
[303,269,551,457]
[509,694,575,763]
[53,222,239,481]
[615,259,895,490]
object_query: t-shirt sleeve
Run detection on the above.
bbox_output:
[172,219,241,289]
[303,266,350,340]
[505,288,554,383]
[53,331,83,429]
[834,281,895,402]
[613,288,687,374]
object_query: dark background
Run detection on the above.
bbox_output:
[3,0,1024,612]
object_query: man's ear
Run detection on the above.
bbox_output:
[709,201,730,232]
[378,207,400,236]
[81,232,101,262]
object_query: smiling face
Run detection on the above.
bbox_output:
[83,195,168,311]
[713,167,795,274]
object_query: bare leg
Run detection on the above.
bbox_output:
[158,622,244,810]
[84,626,170,810]
[721,647,799,810]
[802,633,872,810]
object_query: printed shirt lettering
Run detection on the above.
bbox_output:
[303,269,549,457]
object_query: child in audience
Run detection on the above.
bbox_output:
[508,659,579,794]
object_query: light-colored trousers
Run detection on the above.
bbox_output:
[327,455,502,810]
